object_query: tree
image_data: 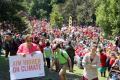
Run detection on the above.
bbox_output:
[30,0,52,19]
[50,4,63,28]
[96,0,120,37]
[53,0,96,25]
[76,0,96,25]
[0,0,28,33]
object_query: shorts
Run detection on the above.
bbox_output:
[98,67,107,72]
[59,64,67,75]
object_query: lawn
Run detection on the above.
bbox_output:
[0,56,108,80]
[0,56,9,80]
[72,66,108,80]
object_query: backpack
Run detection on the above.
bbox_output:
[60,50,68,61]
[60,50,70,67]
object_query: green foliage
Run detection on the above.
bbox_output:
[0,0,120,36]
[59,0,74,23]
[30,0,52,19]
[0,0,27,33]
[22,0,34,15]
[51,0,65,4]
[55,0,96,25]
[76,0,95,25]
[50,4,63,28]
[96,0,120,36]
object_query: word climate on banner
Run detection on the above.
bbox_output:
[9,51,45,80]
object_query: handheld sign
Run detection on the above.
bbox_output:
[9,51,45,80]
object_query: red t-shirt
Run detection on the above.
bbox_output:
[99,53,107,67]
[109,58,116,66]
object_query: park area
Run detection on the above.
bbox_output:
[0,56,108,80]
[0,0,120,80]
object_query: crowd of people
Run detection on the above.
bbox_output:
[0,26,120,80]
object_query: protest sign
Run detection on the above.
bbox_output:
[9,51,45,80]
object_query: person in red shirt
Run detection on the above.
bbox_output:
[17,34,40,80]
[39,38,46,53]
[98,49,107,77]
[108,52,117,72]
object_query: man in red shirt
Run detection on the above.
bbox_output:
[98,49,107,77]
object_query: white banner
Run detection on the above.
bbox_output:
[9,51,45,80]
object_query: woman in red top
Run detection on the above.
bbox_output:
[17,34,40,80]
[39,39,46,53]
[98,49,107,77]
[108,52,117,72]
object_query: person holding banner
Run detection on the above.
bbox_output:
[17,34,40,80]
[17,34,40,56]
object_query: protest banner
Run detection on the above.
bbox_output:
[9,51,45,80]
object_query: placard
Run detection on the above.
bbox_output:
[9,51,45,80]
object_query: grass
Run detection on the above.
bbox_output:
[73,66,108,80]
[0,56,9,80]
[0,56,108,80]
